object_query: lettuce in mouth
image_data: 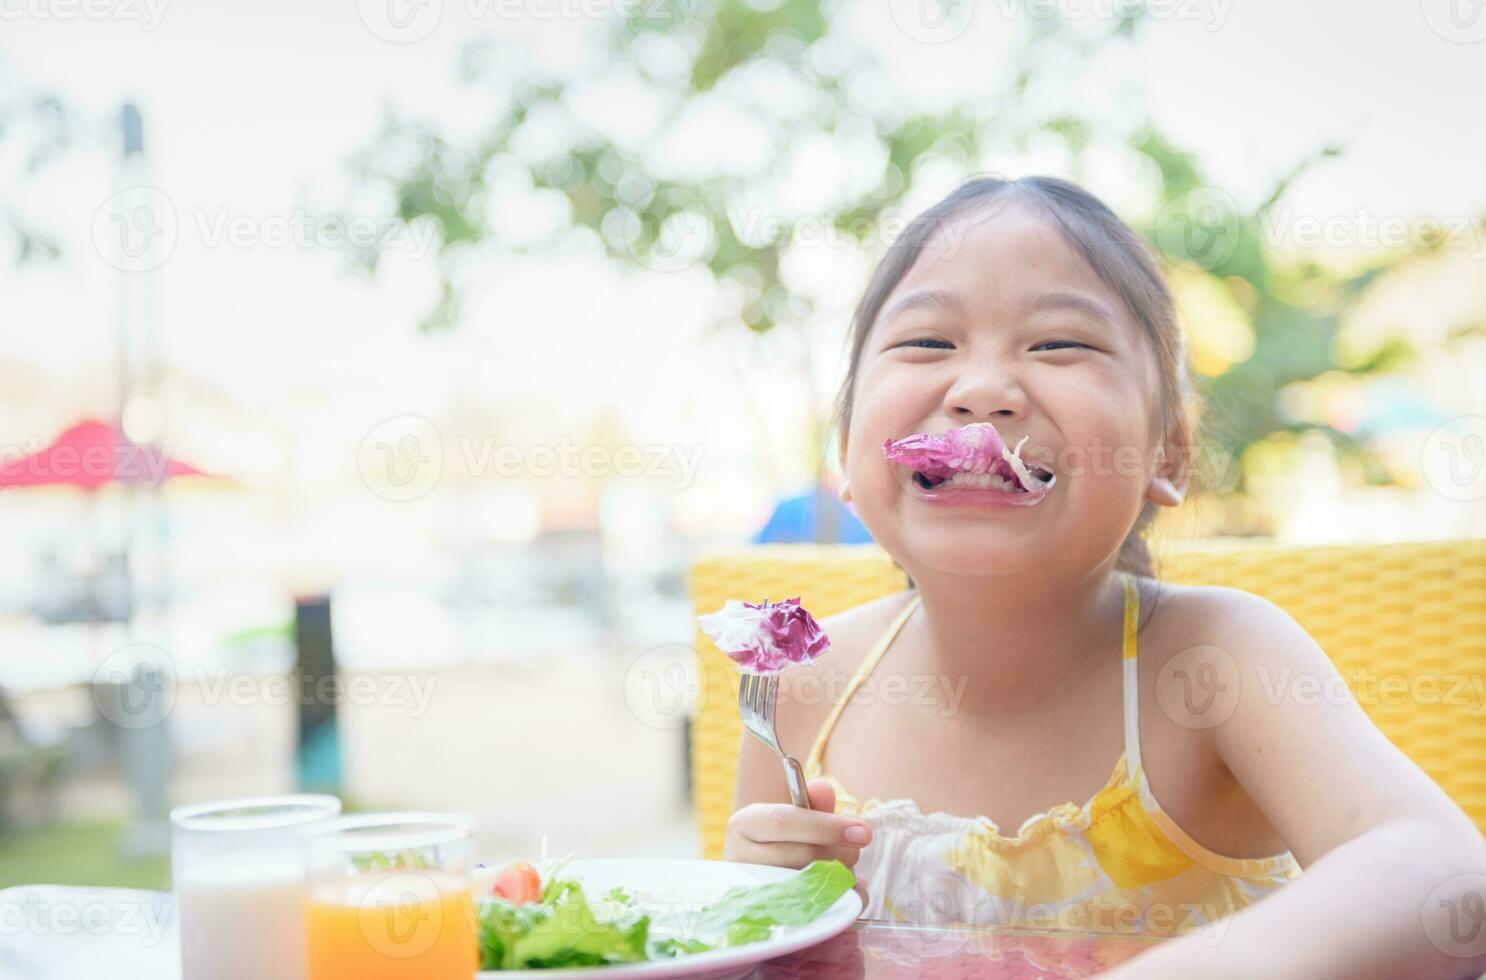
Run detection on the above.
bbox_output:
[883,422,1054,494]
[476,860,855,970]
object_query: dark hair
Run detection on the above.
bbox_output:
[834,175,1202,581]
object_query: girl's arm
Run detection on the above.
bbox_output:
[1104,590,1486,980]
[725,615,876,870]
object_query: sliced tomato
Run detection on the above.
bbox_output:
[490,860,542,905]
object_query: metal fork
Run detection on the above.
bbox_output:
[738,673,811,808]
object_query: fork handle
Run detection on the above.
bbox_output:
[782,755,810,808]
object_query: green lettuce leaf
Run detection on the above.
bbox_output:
[690,860,855,948]
[479,880,649,970]
[476,859,855,969]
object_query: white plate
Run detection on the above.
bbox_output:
[475,858,862,979]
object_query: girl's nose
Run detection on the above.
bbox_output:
[943,365,1028,420]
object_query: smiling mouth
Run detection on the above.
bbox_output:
[883,422,1057,502]
[910,460,1055,494]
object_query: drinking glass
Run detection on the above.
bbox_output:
[171,794,342,980]
[303,812,477,980]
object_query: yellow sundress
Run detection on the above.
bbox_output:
[804,572,1301,936]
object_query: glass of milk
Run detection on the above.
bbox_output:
[171,794,342,980]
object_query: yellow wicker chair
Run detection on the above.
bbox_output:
[688,539,1486,860]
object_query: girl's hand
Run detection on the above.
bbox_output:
[723,778,873,870]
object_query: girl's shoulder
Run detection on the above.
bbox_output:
[1137,577,1325,680]
[1141,577,1302,639]
[1133,579,1313,858]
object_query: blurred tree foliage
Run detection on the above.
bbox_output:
[0,70,78,264]
[348,0,1447,525]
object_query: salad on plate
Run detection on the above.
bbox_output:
[472,856,855,971]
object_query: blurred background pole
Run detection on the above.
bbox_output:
[293,596,341,794]
[111,101,172,857]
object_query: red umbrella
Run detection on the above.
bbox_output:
[0,419,210,491]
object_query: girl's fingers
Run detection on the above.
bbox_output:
[805,778,836,814]
[734,803,872,848]
[725,840,863,871]
[822,845,864,870]
[726,841,826,870]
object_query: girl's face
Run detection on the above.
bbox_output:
[841,201,1184,579]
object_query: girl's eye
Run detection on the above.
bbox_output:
[895,338,954,350]
[1033,340,1092,351]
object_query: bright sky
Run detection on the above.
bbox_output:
[3,0,1484,525]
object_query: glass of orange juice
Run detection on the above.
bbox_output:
[304,812,478,980]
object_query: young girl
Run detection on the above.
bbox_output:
[725,176,1486,977]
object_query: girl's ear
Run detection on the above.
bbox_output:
[1145,423,1190,509]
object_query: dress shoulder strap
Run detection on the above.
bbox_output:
[804,592,922,777]
[1119,571,1145,774]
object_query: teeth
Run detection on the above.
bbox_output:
[942,471,1016,491]
[906,434,1057,495]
